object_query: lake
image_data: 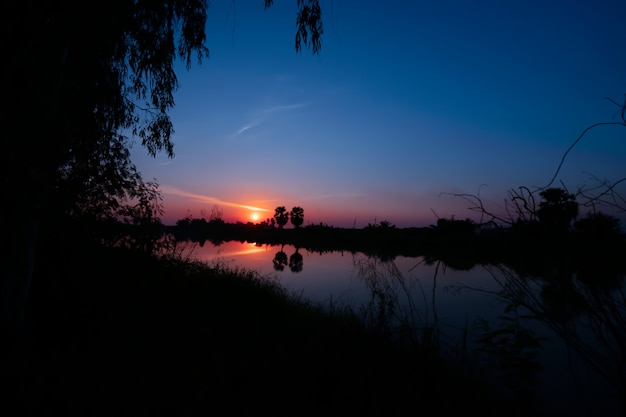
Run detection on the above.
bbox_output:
[182,239,624,416]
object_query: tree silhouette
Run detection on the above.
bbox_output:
[441,95,626,230]
[2,1,208,343]
[274,206,290,229]
[290,206,305,228]
[574,212,621,240]
[537,188,578,236]
[2,0,324,344]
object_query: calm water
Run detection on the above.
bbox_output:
[184,240,624,416]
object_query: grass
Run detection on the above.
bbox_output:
[1,240,547,417]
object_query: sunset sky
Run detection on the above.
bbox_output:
[131,0,626,228]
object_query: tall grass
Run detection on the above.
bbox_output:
[5,234,561,416]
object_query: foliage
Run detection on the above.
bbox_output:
[4,0,209,194]
[2,1,325,338]
[56,147,164,224]
[573,211,622,240]
[433,217,475,235]
[264,0,323,54]
[3,0,325,235]
[366,219,397,229]
[274,206,290,229]
[441,95,626,231]
[289,206,305,228]
[305,222,334,230]
[536,187,578,234]
[7,238,521,416]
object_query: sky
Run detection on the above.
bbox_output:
[131,0,626,228]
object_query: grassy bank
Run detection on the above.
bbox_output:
[2,241,540,416]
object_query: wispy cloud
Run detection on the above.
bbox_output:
[260,102,307,115]
[235,118,262,135]
[233,102,308,137]
[160,185,271,212]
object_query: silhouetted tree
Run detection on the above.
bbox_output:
[373,220,396,229]
[378,220,396,229]
[434,218,475,236]
[573,212,621,240]
[274,206,290,229]
[2,0,324,345]
[290,206,305,228]
[2,0,208,343]
[537,188,578,236]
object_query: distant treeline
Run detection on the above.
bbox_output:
[171,188,625,256]
[165,215,626,274]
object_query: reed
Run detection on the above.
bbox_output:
[2,237,551,416]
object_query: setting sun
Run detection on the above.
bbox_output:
[250,212,260,222]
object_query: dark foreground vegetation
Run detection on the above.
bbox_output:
[2,231,541,417]
[3,2,623,414]
[4,207,625,416]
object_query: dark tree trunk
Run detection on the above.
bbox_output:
[2,183,49,349]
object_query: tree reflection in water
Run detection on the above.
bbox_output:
[480,262,626,415]
[273,248,288,271]
[288,248,303,273]
[353,252,626,416]
[273,245,304,273]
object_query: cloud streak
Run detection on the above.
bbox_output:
[233,102,308,137]
[260,102,307,115]
[235,118,262,135]
[160,185,271,212]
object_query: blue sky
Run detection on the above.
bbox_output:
[131,0,626,228]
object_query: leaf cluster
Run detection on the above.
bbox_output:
[265,0,323,54]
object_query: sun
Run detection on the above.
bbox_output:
[250,212,260,222]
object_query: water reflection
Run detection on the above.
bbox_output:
[353,255,417,341]
[181,239,625,416]
[272,248,288,271]
[352,253,625,416]
[352,255,542,408]
[479,263,626,415]
[272,245,304,273]
[471,296,546,413]
[289,248,303,273]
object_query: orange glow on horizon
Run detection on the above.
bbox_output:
[158,185,276,224]
[158,185,446,228]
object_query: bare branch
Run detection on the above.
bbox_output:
[541,121,625,191]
